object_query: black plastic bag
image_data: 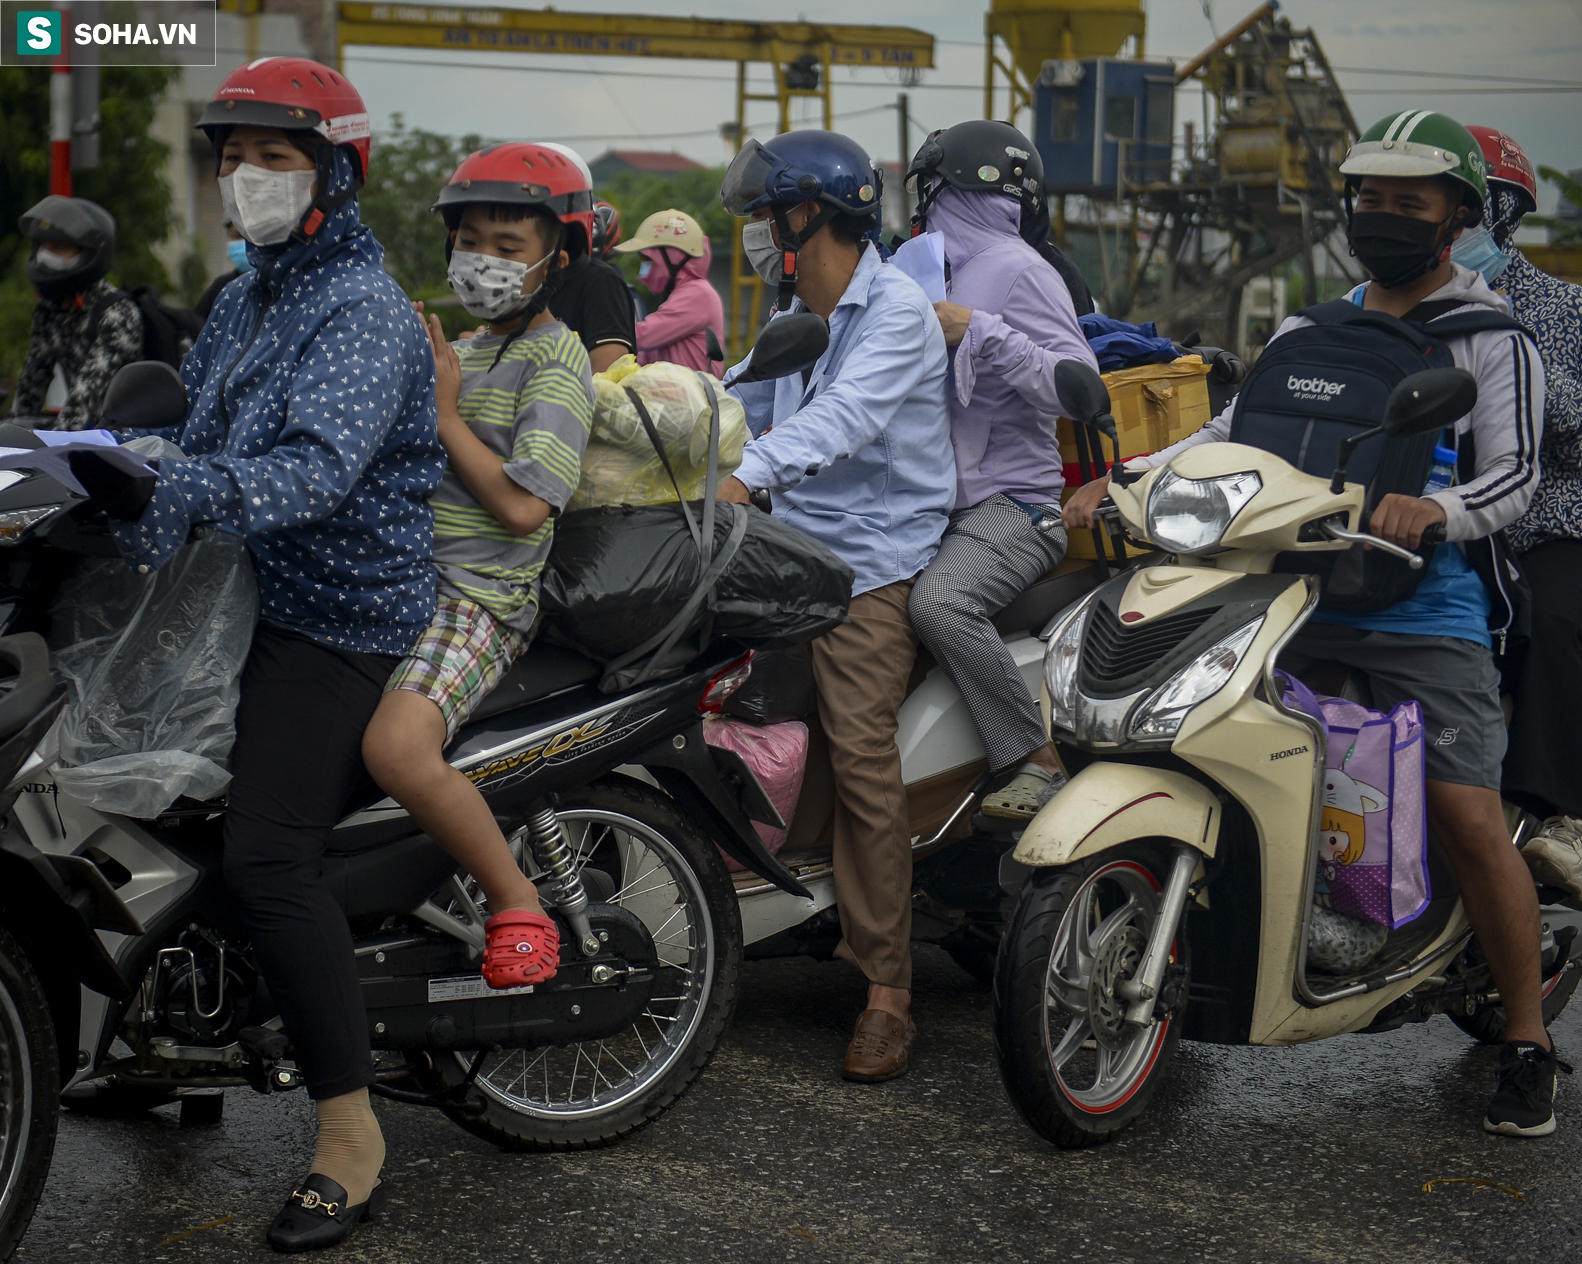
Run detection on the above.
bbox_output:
[540,502,853,665]
[723,645,816,724]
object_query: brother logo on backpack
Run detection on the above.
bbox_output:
[1287,375,1347,402]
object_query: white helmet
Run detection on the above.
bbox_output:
[540,143,593,189]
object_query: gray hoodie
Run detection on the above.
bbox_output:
[1141,262,1546,545]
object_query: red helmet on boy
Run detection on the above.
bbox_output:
[1467,125,1539,215]
[432,143,597,258]
[198,57,372,181]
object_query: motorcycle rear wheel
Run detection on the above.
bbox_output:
[0,925,60,1263]
[433,778,742,1150]
[993,843,1184,1149]
[1448,941,1582,1046]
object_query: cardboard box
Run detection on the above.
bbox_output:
[1060,355,1213,559]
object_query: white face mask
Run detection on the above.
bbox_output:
[742,219,784,285]
[219,164,317,247]
[33,247,76,270]
[446,248,551,322]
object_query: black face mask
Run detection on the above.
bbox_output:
[1347,210,1455,289]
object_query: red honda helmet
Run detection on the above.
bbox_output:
[1468,125,1538,214]
[198,57,372,182]
[433,143,597,259]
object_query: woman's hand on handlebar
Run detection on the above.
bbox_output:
[715,476,753,505]
[1063,475,1112,530]
[1368,494,1448,551]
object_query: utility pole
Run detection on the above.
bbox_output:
[49,9,73,196]
[896,92,910,228]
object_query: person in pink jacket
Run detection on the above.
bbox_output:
[614,208,724,375]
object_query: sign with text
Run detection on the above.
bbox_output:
[3,0,216,66]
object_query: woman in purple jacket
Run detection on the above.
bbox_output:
[905,121,1101,819]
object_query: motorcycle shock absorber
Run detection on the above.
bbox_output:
[524,804,601,958]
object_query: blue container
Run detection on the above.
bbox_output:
[1034,58,1176,197]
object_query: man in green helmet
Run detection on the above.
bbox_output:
[1068,109,1557,1136]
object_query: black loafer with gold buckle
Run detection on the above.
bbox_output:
[265,1173,388,1254]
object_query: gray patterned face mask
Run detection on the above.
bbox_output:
[446,248,550,321]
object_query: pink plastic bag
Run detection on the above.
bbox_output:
[701,717,808,870]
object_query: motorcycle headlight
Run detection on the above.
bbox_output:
[1042,590,1101,735]
[1128,616,1265,742]
[1144,469,1262,556]
[0,505,57,543]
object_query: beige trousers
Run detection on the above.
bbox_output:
[808,580,918,991]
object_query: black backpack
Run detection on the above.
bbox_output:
[1227,297,1529,615]
[89,286,203,369]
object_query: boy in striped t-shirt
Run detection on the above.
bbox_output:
[363,145,594,989]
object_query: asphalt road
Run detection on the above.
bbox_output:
[17,938,1582,1264]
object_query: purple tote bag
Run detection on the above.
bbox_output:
[1277,671,1430,929]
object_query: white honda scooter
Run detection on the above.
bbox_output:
[990,361,1579,1148]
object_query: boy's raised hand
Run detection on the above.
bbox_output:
[424,312,464,417]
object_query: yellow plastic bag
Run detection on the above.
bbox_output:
[568,357,748,511]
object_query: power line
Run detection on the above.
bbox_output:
[938,37,1582,86]
[345,49,1582,96]
[1330,65,1582,86]
[412,101,900,147]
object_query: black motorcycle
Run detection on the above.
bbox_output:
[0,318,830,1257]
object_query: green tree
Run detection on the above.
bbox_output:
[1526,166,1582,246]
[358,115,485,298]
[0,66,179,286]
[595,166,730,284]
[1,65,179,384]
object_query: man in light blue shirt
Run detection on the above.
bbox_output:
[719,130,953,1083]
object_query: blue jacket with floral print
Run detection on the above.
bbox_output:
[112,150,443,656]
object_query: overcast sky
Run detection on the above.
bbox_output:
[343,0,1582,216]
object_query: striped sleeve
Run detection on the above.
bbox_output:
[1428,330,1546,542]
[502,328,593,512]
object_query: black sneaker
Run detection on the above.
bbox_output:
[1484,1041,1573,1137]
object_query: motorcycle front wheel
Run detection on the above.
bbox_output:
[433,778,742,1151]
[993,843,1184,1149]
[0,925,60,1262]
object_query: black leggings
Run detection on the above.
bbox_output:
[223,624,399,1100]
[1504,539,1582,820]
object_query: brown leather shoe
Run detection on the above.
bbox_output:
[842,1008,917,1083]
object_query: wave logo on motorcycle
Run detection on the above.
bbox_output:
[460,712,626,790]
[992,362,1580,1149]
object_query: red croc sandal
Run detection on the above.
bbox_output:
[482,910,561,990]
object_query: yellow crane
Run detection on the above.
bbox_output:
[325,3,935,354]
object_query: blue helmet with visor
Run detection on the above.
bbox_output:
[720,130,881,306]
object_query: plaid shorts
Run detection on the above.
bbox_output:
[385,596,532,740]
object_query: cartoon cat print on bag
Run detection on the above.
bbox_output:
[1314,755,1387,909]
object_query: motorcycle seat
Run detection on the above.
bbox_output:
[467,645,602,724]
[992,564,1106,638]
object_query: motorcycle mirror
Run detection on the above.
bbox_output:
[1382,367,1478,438]
[736,313,829,382]
[704,325,724,365]
[100,360,187,430]
[1055,359,1111,429]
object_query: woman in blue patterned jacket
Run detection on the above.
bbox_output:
[103,60,442,1252]
[1456,127,1582,895]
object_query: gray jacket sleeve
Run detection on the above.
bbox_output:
[1426,329,1545,542]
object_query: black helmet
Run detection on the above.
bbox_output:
[905,120,1043,226]
[19,196,116,301]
